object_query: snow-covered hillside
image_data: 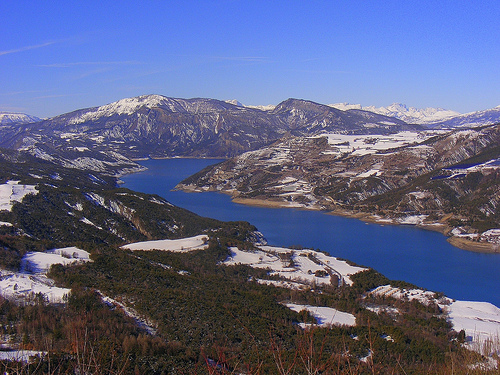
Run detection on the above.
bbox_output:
[121,235,209,252]
[0,247,91,303]
[330,103,460,124]
[369,285,500,356]
[223,245,366,287]
[0,112,40,125]
[427,105,500,128]
[0,181,38,212]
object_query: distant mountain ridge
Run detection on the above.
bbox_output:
[0,95,421,160]
[0,112,41,125]
[329,102,500,128]
[427,105,500,128]
[330,103,460,124]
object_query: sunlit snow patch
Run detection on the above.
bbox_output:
[121,235,209,252]
[223,245,366,288]
[369,285,500,356]
[0,181,38,211]
[0,350,46,363]
[286,303,356,328]
[22,248,91,273]
[0,247,91,303]
[447,300,500,355]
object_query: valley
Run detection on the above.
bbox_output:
[178,125,500,253]
[0,95,499,373]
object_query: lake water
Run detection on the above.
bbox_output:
[121,158,500,307]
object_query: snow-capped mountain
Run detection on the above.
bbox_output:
[426,105,500,129]
[330,103,460,124]
[0,112,41,125]
[224,99,244,107]
[330,102,500,128]
[245,104,276,111]
[0,95,421,160]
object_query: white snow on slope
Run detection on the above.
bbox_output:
[99,292,157,335]
[0,350,46,363]
[0,181,38,211]
[0,112,40,125]
[0,247,91,303]
[428,105,500,128]
[447,300,500,354]
[22,249,91,274]
[0,271,70,303]
[319,131,442,157]
[224,245,366,287]
[68,95,167,124]
[369,285,500,356]
[121,235,209,252]
[286,303,356,327]
[329,103,460,124]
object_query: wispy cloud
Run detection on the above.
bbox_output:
[0,89,50,96]
[34,93,83,100]
[38,61,143,68]
[0,41,57,57]
[209,56,270,63]
[286,68,352,74]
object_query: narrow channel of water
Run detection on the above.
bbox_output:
[121,158,500,307]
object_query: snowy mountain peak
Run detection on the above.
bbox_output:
[329,103,460,124]
[0,112,41,125]
[428,105,500,128]
[225,99,244,107]
[65,94,169,124]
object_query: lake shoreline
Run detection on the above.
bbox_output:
[122,158,500,307]
[230,196,500,254]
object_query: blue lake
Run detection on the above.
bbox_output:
[121,158,500,307]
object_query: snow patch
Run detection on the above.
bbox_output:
[286,303,356,327]
[0,350,46,363]
[0,247,91,303]
[0,181,38,211]
[121,235,209,252]
[223,245,366,288]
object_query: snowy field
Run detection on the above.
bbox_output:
[0,181,38,212]
[0,350,45,363]
[286,303,356,328]
[223,245,366,287]
[0,247,91,303]
[121,235,209,252]
[317,131,442,157]
[369,285,500,356]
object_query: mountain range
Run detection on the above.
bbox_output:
[329,103,461,124]
[0,95,421,161]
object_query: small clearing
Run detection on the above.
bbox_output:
[223,245,366,287]
[0,181,38,211]
[286,303,356,327]
[121,235,209,252]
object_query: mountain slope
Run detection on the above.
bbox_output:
[427,105,500,128]
[272,98,420,134]
[330,103,460,124]
[0,95,288,158]
[0,95,425,160]
[0,112,41,125]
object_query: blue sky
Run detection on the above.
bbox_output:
[1,1,499,118]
